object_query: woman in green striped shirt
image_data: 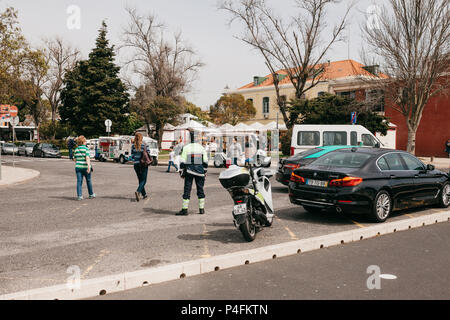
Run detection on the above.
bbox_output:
[74,136,95,201]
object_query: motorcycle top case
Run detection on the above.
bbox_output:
[219,165,250,189]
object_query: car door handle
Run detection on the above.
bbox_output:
[414,175,419,178]
[389,175,396,179]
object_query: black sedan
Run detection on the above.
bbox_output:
[276,146,359,185]
[288,148,449,222]
[32,143,62,158]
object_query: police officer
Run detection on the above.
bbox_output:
[177,129,209,216]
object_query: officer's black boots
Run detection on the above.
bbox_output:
[199,208,205,215]
[177,209,188,216]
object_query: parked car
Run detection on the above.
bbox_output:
[290,124,385,156]
[1,143,19,155]
[276,146,362,185]
[288,148,449,222]
[18,142,36,157]
[32,143,62,158]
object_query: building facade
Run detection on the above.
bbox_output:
[230,60,385,125]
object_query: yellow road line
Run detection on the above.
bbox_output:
[350,220,365,228]
[284,226,299,240]
[82,249,110,279]
[200,224,211,258]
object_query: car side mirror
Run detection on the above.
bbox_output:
[426,164,435,171]
[374,142,381,148]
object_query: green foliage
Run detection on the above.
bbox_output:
[39,121,75,140]
[184,101,210,125]
[288,93,390,135]
[209,94,256,125]
[131,88,184,146]
[280,128,292,156]
[59,22,129,138]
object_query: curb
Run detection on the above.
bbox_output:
[0,168,40,187]
[1,209,449,300]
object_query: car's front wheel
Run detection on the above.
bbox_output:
[371,190,392,223]
[437,182,450,208]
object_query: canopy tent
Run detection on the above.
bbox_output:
[263,121,287,131]
[233,123,254,131]
[249,122,265,130]
[219,123,235,130]
[175,119,206,130]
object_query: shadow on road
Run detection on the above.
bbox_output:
[178,229,245,244]
[272,186,288,194]
[142,208,178,216]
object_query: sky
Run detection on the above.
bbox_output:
[1,0,383,110]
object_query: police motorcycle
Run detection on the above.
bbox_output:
[219,157,274,242]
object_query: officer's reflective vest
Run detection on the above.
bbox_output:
[180,143,209,177]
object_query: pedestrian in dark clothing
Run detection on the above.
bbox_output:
[68,137,76,160]
[131,133,151,202]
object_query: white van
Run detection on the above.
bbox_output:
[98,136,159,165]
[290,124,384,155]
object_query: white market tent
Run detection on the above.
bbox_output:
[249,122,265,130]
[219,123,235,130]
[233,123,254,131]
[263,121,287,131]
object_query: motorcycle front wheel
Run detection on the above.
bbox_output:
[239,202,257,242]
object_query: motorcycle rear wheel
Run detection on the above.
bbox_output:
[239,204,257,242]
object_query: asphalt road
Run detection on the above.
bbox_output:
[97,221,450,300]
[0,155,447,295]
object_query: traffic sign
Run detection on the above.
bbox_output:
[9,106,18,117]
[351,112,357,124]
[105,119,112,127]
[10,116,19,127]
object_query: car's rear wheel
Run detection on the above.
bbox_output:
[437,182,450,208]
[303,205,323,214]
[371,190,391,223]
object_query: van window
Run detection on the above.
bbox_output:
[350,131,358,146]
[297,131,320,146]
[362,134,377,147]
[323,131,347,146]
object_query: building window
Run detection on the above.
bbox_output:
[366,89,385,112]
[318,91,326,97]
[247,98,254,104]
[263,97,270,114]
[337,91,356,100]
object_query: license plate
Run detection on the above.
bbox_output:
[233,203,247,215]
[306,179,328,187]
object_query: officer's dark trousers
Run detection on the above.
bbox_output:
[183,174,205,200]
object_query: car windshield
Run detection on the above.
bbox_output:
[149,142,158,149]
[312,151,372,168]
[4,143,14,147]
[26,143,35,147]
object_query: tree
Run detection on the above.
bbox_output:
[220,0,352,128]
[42,37,80,127]
[288,93,390,134]
[131,85,183,146]
[184,101,210,125]
[0,7,31,105]
[361,0,449,154]
[121,7,203,138]
[60,22,130,138]
[209,93,256,125]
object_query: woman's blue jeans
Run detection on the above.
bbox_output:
[134,163,148,196]
[76,168,93,198]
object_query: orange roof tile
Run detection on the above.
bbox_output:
[238,59,388,90]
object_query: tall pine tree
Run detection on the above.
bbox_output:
[60,21,129,138]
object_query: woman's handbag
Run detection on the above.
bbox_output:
[140,144,153,167]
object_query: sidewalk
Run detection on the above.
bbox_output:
[0,165,40,186]
[419,157,450,170]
